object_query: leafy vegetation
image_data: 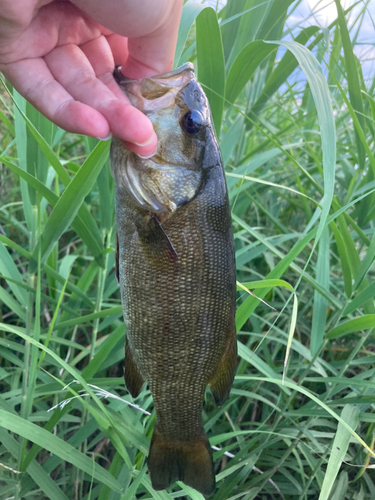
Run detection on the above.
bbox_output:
[1,0,375,498]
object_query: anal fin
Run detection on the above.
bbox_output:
[208,330,237,407]
[124,337,145,398]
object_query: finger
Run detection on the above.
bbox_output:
[1,2,104,63]
[80,37,159,156]
[1,57,111,138]
[106,34,129,67]
[79,35,127,101]
[44,43,157,155]
[70,0,183,78]
[71,0,174,38]
[121,0,184,79]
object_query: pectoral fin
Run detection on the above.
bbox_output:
[208,331,237,407]
[124,337,145,398]
[138,214,178,265]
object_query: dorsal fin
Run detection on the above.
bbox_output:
[115,233,120,283]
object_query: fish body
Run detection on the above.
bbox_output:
[110,63,237,496]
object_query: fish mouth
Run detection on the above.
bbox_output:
[114,63,195,86]
[113,64,196,111]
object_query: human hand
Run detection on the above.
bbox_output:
[0,0,183,156]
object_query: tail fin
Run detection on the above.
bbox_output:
[148,427,214,496]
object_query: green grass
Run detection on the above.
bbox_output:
[1,0,375,498]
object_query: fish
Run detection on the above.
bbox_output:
[110,62,237,496]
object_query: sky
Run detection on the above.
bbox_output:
[289,0,375,81]
[204,0,375,82]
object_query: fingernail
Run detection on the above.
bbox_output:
[97,133,112,141]
[134,132,156,147]
[138,147,157,160]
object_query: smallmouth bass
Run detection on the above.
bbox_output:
[110,63,237,496]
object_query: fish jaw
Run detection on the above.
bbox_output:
[111,140,204,213]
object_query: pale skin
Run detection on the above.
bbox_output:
[0,0,183,157]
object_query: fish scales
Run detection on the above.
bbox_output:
[110,63,237,496]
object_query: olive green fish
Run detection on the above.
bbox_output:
[110,63,237,496]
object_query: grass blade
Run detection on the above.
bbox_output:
[0,410,122,493]
[196,7,225,137]
[29,141,109,272]
[310,227,330,356]
[13,90,33,231]
[0,241,27,307]
[326,315,375,340]
[1,74,106,266]
[318,405,360,500]
[251,26,319,118]
[225,41,277,105]
[334,0,365,169]
[0,428,71,500]
[330,221,352,299]
[1,156,106,265]
[226,0,273,68]
[342,282,375,317]
[174,2,205,67]
[283,293,298,383]
[272,40,336,244]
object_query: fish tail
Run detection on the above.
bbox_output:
[148,427,214,496]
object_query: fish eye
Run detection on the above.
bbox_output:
[181,110,202,135]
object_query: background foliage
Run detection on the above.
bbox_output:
[1,0,375,498]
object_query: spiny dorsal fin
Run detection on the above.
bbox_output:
[115,233,120,283]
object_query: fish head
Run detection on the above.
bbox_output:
[110,63,221,213]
